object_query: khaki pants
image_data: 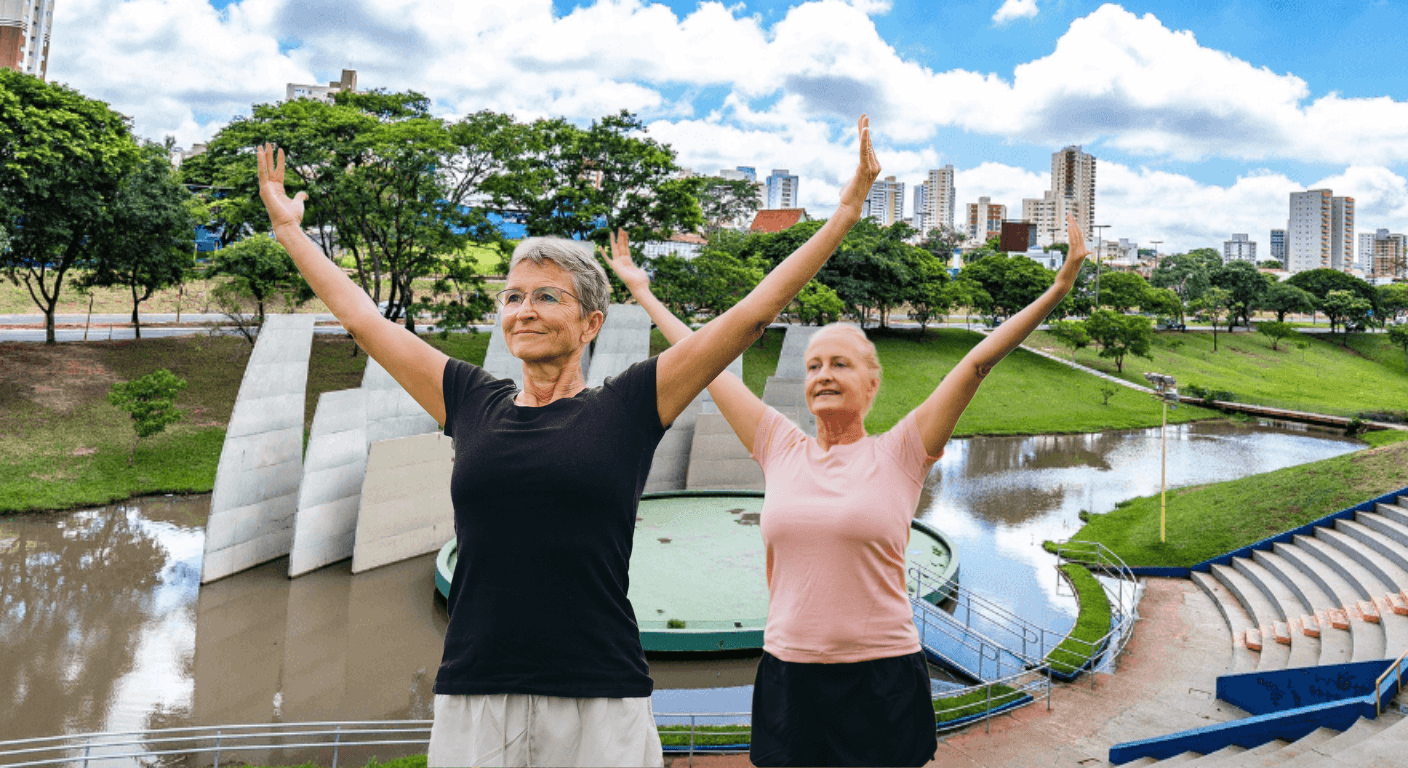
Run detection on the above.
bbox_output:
[427,693,665,767]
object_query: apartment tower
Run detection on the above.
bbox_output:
[863,176,906,227]
[919,166,956,233]
[1,0,55,79]
[1023,146,1096,247]
[765,169,799,210]
[966,197,1006,243]
[1330,196,1355,271]
[1287,190,1332,273]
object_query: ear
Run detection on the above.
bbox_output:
[580,310,606,345]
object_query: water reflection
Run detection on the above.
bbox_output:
[0,420,1366,750]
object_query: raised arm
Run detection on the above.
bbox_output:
[911,214,1090,456]
[652,115,882,426]
[257,144,450,424]
[602,233,767,453]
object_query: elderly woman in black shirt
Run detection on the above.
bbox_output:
[254,116,881,767]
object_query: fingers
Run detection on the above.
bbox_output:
[294,191,309,203]
[276,147,286,180]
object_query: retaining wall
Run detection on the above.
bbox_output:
[351,432,455,574]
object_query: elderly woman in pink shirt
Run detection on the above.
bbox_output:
[606,202,1089,766]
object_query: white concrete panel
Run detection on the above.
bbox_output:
[289,388,367,577]
[585,305,650,388]
[646,355,743,492]
[362,356,439,443]
[482,313,524,385]
[351,432,455,574]
[203,314,315,583]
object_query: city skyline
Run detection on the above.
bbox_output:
[19,0,1408,251]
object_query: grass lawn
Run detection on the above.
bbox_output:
[865,328,1216,436]
[1046,564,1113,677]
[933,683,1026,724]
[1025,328,1408,419]
[1060,438,1408,567]
[0,332,490,514]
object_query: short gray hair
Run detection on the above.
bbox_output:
[508,237,611,320]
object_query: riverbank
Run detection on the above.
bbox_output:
[1058,433,1408,567]
[1026,327,1408,420]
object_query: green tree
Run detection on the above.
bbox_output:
[793,281,844,326]
[648,247,763,322]
[1261,282,1316,323]
[1377,284,1408,325]
[1190,286,1234,351]
[1094,270,1149,312]
[1211,260,1268,329]
[1286,268,1380,322]
[941,276,992,329]
[1084,309,1153,373]
[1388,324,1408,369]
[0,70,141,344]
[957,253,1055,321]
[1256,320,1296,351]
[696,177,760,233]
[905,271,951,335]
[919,225,965,267]
[1257,259,1285,269]
[209,235,313,325]
[1150,251,1217,306]
[1142,287,1184,325]
[1048,319,1091,361]
[107,369,187,466]
[1320,289,1373,342]
[77,143,200,339]
[418,246,499,336]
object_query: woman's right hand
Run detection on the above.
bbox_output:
[835,114,881,218]
[600,228,650,295]
[256,143,308,230]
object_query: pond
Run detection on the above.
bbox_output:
[0,420,1364,753]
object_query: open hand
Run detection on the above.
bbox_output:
[836,114,881,216]
[600,229,650,294]
[1064,214,1090,271]
[256,143,307,229]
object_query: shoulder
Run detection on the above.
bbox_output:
[600,356,660,398]
[444,358,508,393]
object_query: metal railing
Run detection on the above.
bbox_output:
[1376,647,1408,716]
[911,592,1028,681]
[909,562,1058,662]
[933,667,1052,735]
[1051,539,1143,682]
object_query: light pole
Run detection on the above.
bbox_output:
[1143,372,1179,543]
[1091,224,1111,308]
[1149,240,1162,272]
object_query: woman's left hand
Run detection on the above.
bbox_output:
[600,228,650,295]
[1062,214,1091,277]
[836,114,882,218]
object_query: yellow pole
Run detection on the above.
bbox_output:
[1161,398,1168,543]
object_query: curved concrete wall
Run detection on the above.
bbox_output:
[362,356,439,444]
[351,432,455,574]
[761,324,821,437]
[288,388,367,577]
[202,314,315,583]
[585,304,648,388]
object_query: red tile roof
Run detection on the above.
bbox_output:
[749,208,810,233]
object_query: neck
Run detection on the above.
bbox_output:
[517,351,587,406]
[814,409,868,451]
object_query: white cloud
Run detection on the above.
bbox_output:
[992,0,1038,24]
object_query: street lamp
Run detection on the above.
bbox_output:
[1143,372,1179,543]
[1092,224,1111,308]
[1149,240,1162,272]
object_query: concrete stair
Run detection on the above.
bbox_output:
[1120,714,1405,766]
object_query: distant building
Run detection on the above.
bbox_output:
[1,0,55,79]
[749,208,809,234]
[1287,190,1331,273]
[717,167,766,227]
[765,169,799,210]
[286,69,359,103]
[1269,228,1286,266]
[1331,196,1354,271]
[1359,228,1407,278]
[641,232,708,260]
[863,176,905,227]
[917,166,955,233]
[999,221,1038,253]
[912,183,928,232]
[1024,146,1096,247]
[965,197,1006,242]
[1223,233,1257,263]
[1020,192,1068,248]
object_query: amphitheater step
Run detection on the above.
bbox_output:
[1184,745,1246,764]
[1275,541,1382,661]
[1294,534,1372,600]
[1356,510,1408,550]
[1322,713,1408,767]
[1154,752,1204,764]
[1379,502,1408,528]
[1233,557,1319,666]
[1210,563,1292,669]
[1190,570,1260,674]
[1255,549,1352,664]
[1206,737,1289,766]
[1329,518,1408,588]
[1271,716,1395,767]
[1316,526,1408,657]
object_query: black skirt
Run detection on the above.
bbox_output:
[750,650,939,767]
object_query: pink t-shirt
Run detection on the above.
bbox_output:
[751,406,940,664]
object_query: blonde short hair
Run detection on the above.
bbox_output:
[806,323,882,379]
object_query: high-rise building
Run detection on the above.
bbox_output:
[286,69,359,103]
[1023,146,1096,247]
[734,166,757,182]
[965,197,1006,242]
[1,0,56,79]
[1287,190,1332,273]
[718,167,766,225]
[918,166,955,233]
[1331,196,1354,271]
[863,176,905,227]
[1223,234,1257,263]
[912,183,928,232]
[765,169,799,210]
[1270,229,1287,266]
[1360,229,1407,278]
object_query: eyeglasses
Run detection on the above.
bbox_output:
[494,286,580,310]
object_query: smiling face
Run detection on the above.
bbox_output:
[501,259,603,365]
[804,329,881,419]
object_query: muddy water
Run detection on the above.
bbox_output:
[0,421,1364,749]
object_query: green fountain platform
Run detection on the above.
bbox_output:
[436,490,958,652]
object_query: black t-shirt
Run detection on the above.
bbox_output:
[435,355,667,698]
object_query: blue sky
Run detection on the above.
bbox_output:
[46,0,1408,251]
